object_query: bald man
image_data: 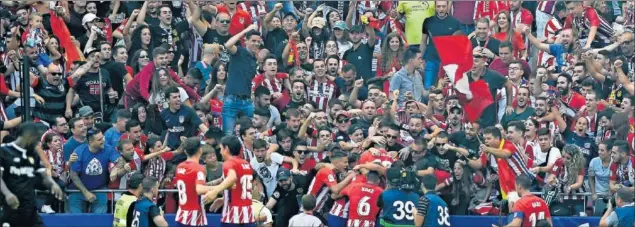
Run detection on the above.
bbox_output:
[32,63,72,125]
[196,43,222,94]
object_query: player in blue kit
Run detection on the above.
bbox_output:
[378,165,420,227]
[415,174,451,227]
[130,177,168,227]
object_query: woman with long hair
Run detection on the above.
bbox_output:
[204,61,228,96]
[129,49,151,75]
[525,118,540,143]
[377,32,406,94]
[331,21,352,57]
[148,68,191,112]
[493,11,527,60]
[131,103,147,130]
[448,162,474,215]
[546,144,586,215]
[127,24,154,62]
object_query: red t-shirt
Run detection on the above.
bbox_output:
[252,73,288,93]
[221,157,255,224]
[340,183,384,227]
[174,160,208,226]
[512,194,552,227]
[561,92,586,111]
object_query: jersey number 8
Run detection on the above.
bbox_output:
[392,201,415,220]
[177,180,187,205]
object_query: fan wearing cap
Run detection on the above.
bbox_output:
[378,166,420,227]
[302,6,329,60]
[267,167,309,227]
[78,13,105,51]
[342,2,376,82]
[263,4,299,56]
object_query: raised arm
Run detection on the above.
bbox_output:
[136,1,149,24]
[189,0,209,37]
[225,24,258,55]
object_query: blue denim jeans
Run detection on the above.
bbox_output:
[423,60,440,90]
[68,191,108,213]
[460,24,475,36]
[222,95,255,136]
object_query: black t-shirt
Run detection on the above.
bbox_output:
[203,29,230,45]
[150,21,189,54]
[0,143,44,210]
[414,152,440,172]
[431,148,458,173]
[101,61,128,98]
[449,131,480,158]
[271,174,308,227]
[387,143,405,153]
[68,9,87,38]
[343,42,374,81]
[264,28,289,55]
[470,37,501,56]
[73,69,112,112]
[421,15,462,61]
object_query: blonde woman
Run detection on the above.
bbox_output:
[546,144,586,215]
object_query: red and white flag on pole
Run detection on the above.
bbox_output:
[433,35,493,122]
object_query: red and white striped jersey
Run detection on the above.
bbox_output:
[252,73,288,93]
[564,7,614,45]
[221,157,255,224]
[473,1,509,21]
[174,161,208,226]
[510,8,534,29]
[307,79,338,111]
[537,16,562,66]
[307,167,338,212]
[238,2,266,30]
[537,0,557,15]
[329,198,350,218]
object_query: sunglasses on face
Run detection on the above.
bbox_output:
[385,135,398,139]
[296,149,309,154]
[436,143,446,147]
[139,55,149,59]
[219,20,230,24]
[51,72,64,77]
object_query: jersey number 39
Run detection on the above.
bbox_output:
[392,201,415,220]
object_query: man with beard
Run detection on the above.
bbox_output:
[431,131,458,175]
[307,59,338,111]
[563,1,614,49]
[190,3,231,47]
[556,73,586,111]
[343,22,376,82]
[160,86,208,149]
[274,108,303,139]
[337,65,368,101]
[400,115,428,147]
[267,168,308,227]
[518,25,576,72]
[33,64,71,124]
[279,80,306,118]
[501,86,535,127]
[65,48,116,119]
[443,106,464,134]
[298,112,329,149]
[119,120,148,152]
[470,49,515,128]
[470,18,501,57]
[282,33,313,71]
[385,124,405,153]
[354,100,378,135]
[253,86,282,128]
[251,139,299,197]
[326,55,341,78]
[608,140,635,194]
[533,97,568,139]
[489,42,532,80]
[253,107,274,144]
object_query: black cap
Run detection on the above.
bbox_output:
[128,172,145,190]
[205,127,223,140]
[283,12,299,21]
[277,168,291,181]
[386,167,402,186]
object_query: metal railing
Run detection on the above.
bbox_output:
[35,189,609,215]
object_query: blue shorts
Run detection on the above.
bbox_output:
[328,214,347,227]
[221,223,256,227]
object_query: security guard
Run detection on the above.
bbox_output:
[130,176,168,227]
[113,172,144,227]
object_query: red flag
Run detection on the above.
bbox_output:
[433,35,493,122]
[50,12,84,70]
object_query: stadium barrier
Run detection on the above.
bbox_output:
[40,214,600,227]
[36,189,602,226]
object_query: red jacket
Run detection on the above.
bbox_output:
[125,62,200,102]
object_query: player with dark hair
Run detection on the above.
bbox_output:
[204,135,255,226]
[174,137,213,226]
[130,176,169,227]
[415,174,450,227]
[335,171,384,227]
[494,174,552,227]
[0,122,64,227]
[310,150,356,226]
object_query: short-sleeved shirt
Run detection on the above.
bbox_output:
[288,213,323,227]
[340,183,384,227]
[307,167,338,212]
[221,157,255,224]
[131,197,161,227]
[512,194,551,227]
[271,174,308,227]
[609,155,635,187]
[397,1,435,45]
[174,160,207,226]
[70,144,120,190]
[390,67,424,105]
[160,106,202,148]
[343,42,374,81]
[226,46,258,97]
[588,157,612,194]
[73,69,112,112]
[0,143,45,209]
[250,152,284,197]
[421,15,462,61]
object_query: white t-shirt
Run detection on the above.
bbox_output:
[288,213,323,227]
[533,146,561,167]
[250,152,284,197]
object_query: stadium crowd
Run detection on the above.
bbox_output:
[0,0,634,226]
